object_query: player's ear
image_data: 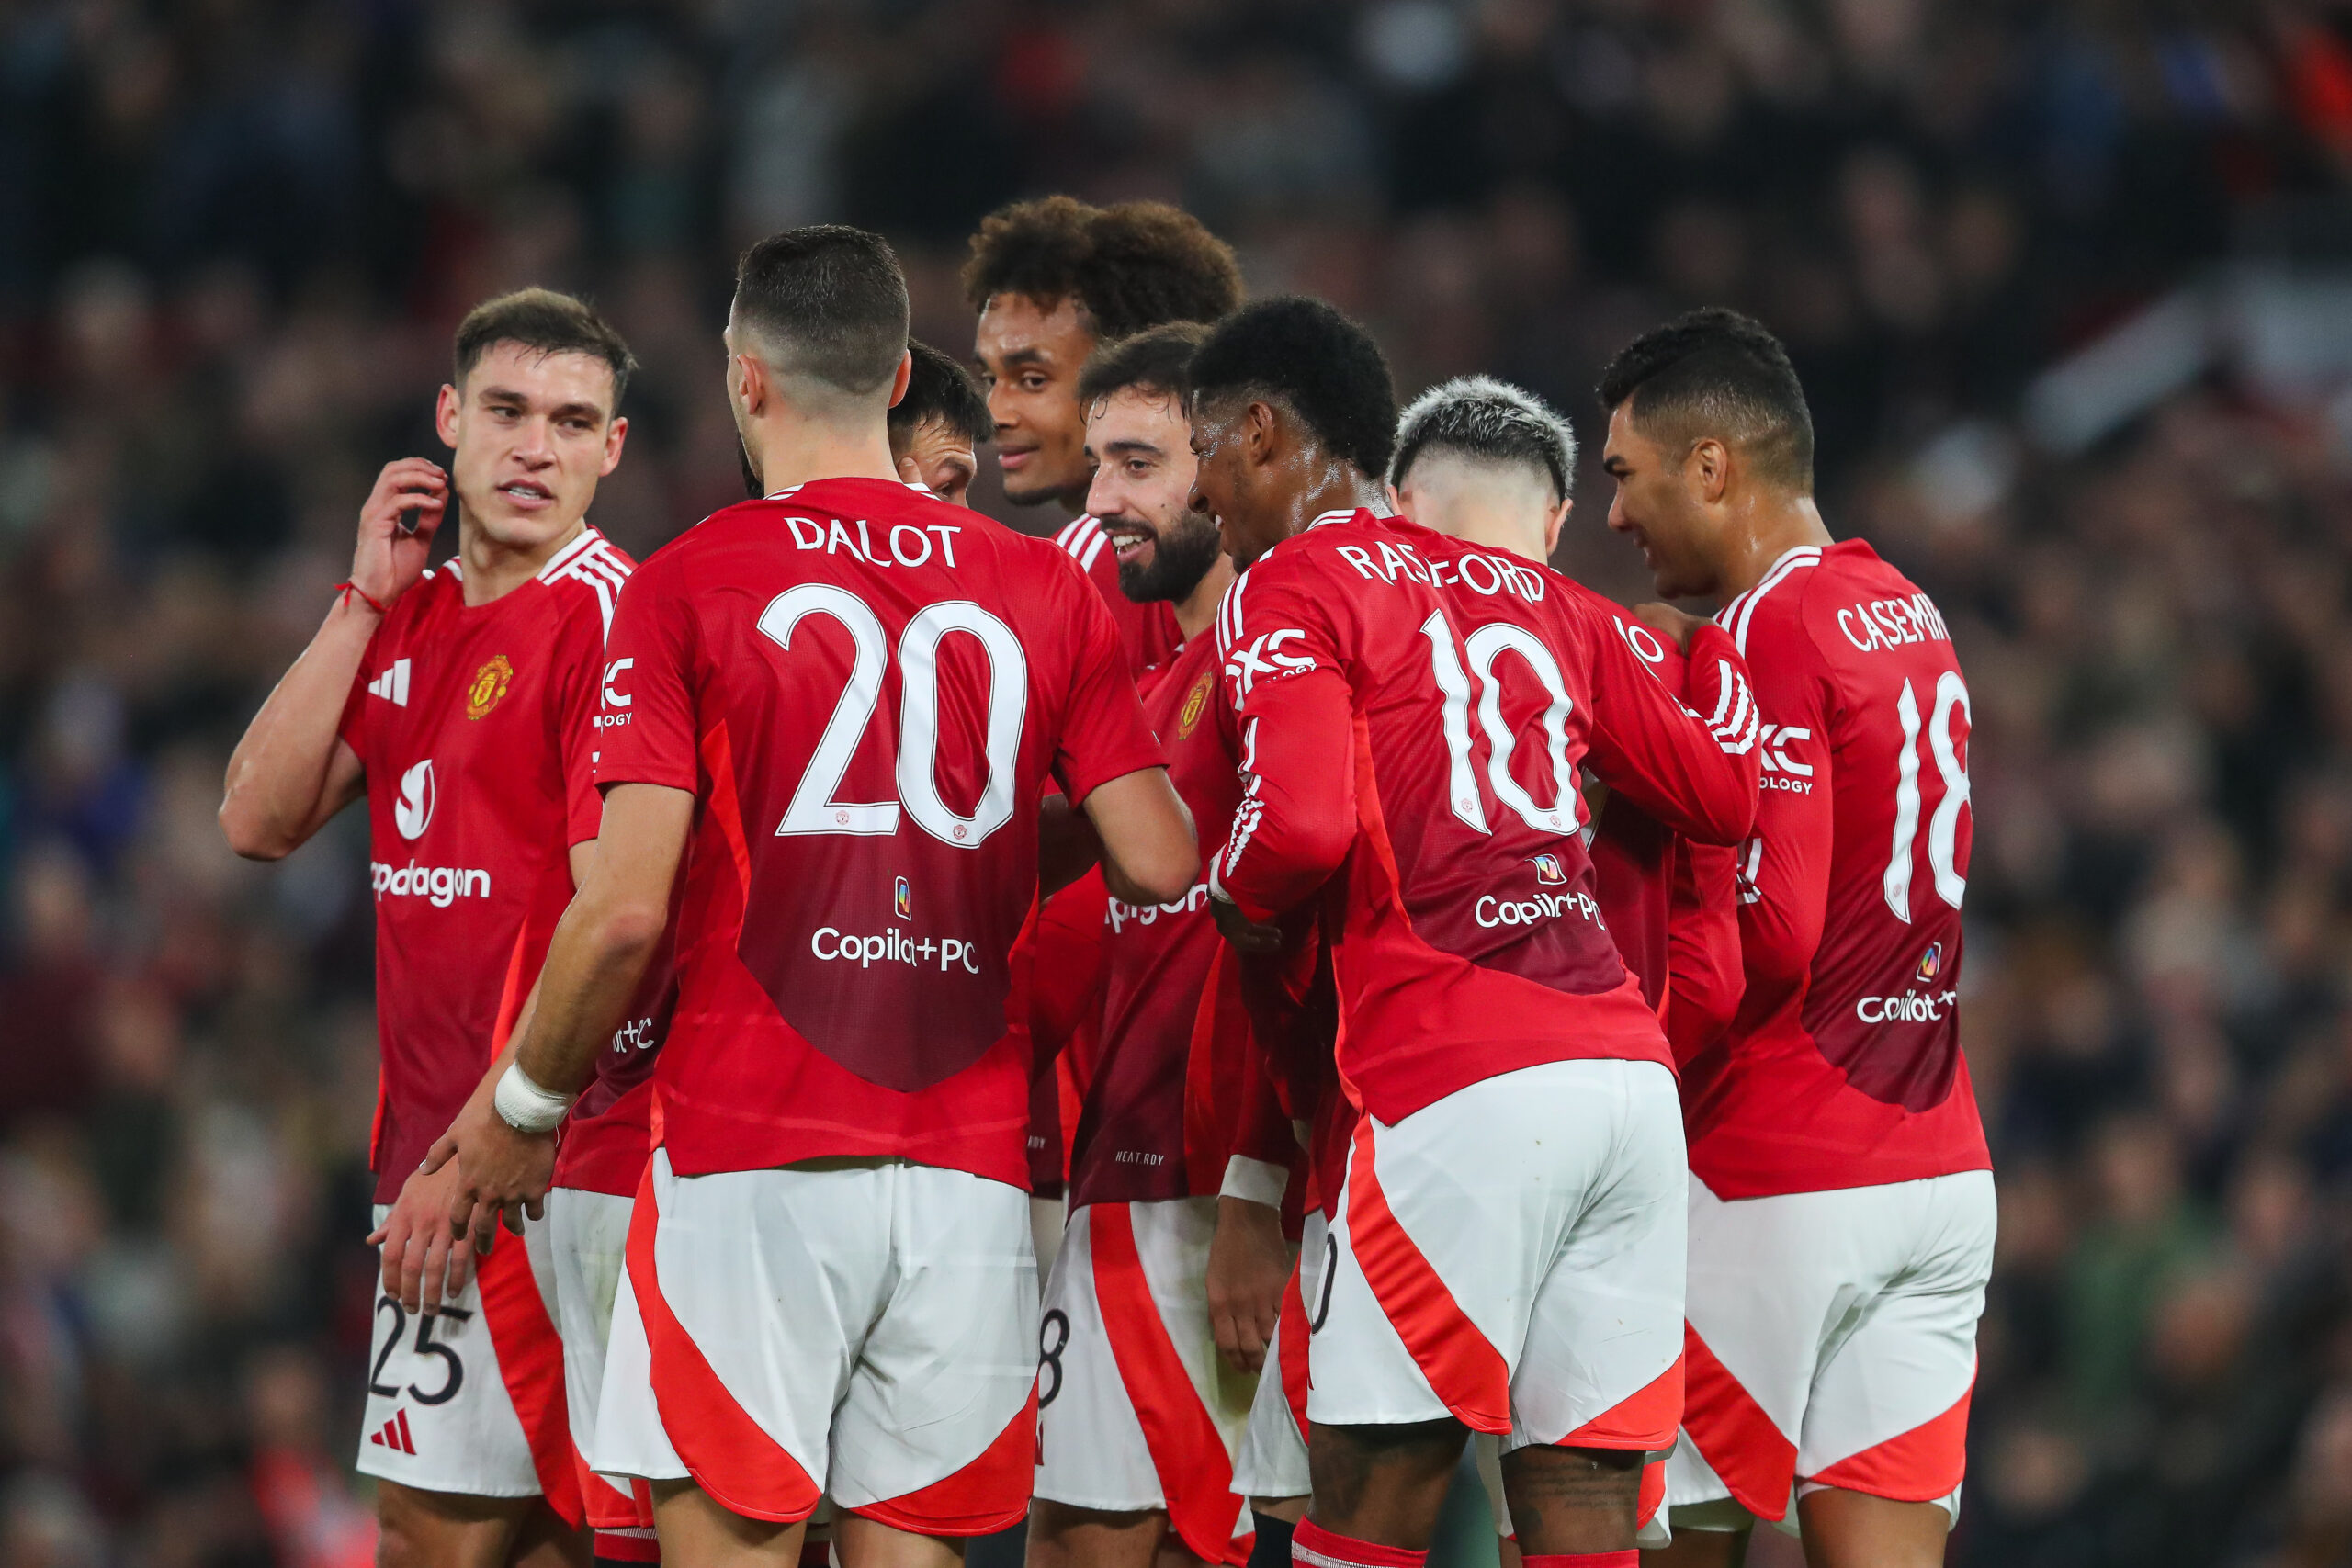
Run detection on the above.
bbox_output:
[435,383,461,449]
[1544,496,1569,557]
[730,354,765,419]
[1691,438,1730,504]
[888,350,912,410]
[600,415,629,478]
[1242,400,1278,467]
[1384,480,1404,514]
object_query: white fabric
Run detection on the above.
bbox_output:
[591,1150,1037,1511]
[1663,1169,1996,1530]
[1219,1156,1290,1209]
[1229,1210,1324,1500]
[356,1204,558,1496]
[1034,1197,1256,1525]
[1309,1060,1687,1448]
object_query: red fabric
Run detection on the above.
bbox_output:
[1664,843,1742,1063]
[338,531,630,1201]
[1636,1459,1665,1529]
[1090,1204,1250,1564]
[578,1461,644,1530]
[849,1388,1036,1537]
[1028,872,1108,1195]
[1555,1353,1683,1452]
[474,1225,582,1525]
[1683,541,1989,1200]
[1212,513,1751,1131]
[1278,1257,1312,1446]
[1679,1325,1794,1522]
[592,1530,662,1563]
[1340,1115,1510,1434]
[1808,1377,1973,1503]
[1520,1553,1636,1568]
[596,479,1166,1185]
[1291,1517,1425,1568]
[626,1163,824,1523]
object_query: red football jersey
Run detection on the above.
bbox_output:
[594,478,1167,1186]
[1208,511,1758,1130]
[1057,514,1184,674]
[339,528,628,1203]
[1070,634,1290,1206]
[1682,541,1991,1198]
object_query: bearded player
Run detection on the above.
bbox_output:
[1189,299,1758,1568]
[221,289,639,1568]
[1029,322,1302,1568]
[1596,311,1991,1568]
[433,226,1199,1568]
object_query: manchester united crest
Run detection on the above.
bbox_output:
[466,654,514,720]
[1177,672,1212,739]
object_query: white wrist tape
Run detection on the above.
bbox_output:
[492,1061,575,1134]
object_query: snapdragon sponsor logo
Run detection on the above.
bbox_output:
[1107,881,1211,934]
[809,927,981,973]
[370,860,492,908]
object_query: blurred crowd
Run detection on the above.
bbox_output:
[2,1,2350,1565]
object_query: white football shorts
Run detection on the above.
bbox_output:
[359,1205,578,1518]
[547,1185,657,1545]
[1035,1197,1255,1562]
[1664,1169,1995,1533]
[1310,1060,1688,1454]
[594,1151,1038,1535]
[1229,1209,1322,1502]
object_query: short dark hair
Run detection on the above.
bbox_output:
[889,339,991,448]
[1188,298,1396,479]
[1390,376,1577,502]
[961,197,1243,341]
[733,225,910,398]
[454,288,637,411]
[1078,321,1207,412]
[1596,308,1815,491]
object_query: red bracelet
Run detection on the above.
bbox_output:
[334,581,388,614]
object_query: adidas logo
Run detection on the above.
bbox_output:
[368,659,412,706]
[368,1409,418,1455]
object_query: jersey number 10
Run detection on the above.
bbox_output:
[1420,612,1583,837]
[758,584,1029,850]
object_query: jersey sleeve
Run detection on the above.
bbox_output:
[555,604,607,844]
[1048,565,1167,805]
[1665,840,1743,1063]
[1207,559,1357,923]
[594,553,700,794]
[1731,608,1835,998]
[1579,608,1759,848]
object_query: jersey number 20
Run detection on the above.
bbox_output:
[758,585,1028,849]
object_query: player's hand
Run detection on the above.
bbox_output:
[368,1156,479,1314]
[1211,894,1283,957]
[426,1099,555,1255]
[350,458,450,609]
[1207,1195,1291,1375]
[1634,602,1707,653]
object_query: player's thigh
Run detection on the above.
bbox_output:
[1507,1059,1687,1455]
[1312,1068,1611,1432]
[360,1205,561,1506]
[651,1478,806,1568]
[1026,1498,1169,1568]
[374,1479,534,1568]
[1306,1417,1469,1550]
[827,1163,1037,1530]
[1795,1171,1993,1523]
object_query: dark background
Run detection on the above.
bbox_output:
[5,3,2352,1564]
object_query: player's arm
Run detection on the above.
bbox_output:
[1051,567,1196,908]
[1664,840,1744,1064]
[1038,791,1102,897]
[1208,671,1356,926]
[1208,1021,1298,1374]
[435,784,689,1247]
[1078,768,1194,907]
[1578,602,1760,847]
[220,459,447,858]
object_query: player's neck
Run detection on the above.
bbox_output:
[1172,555,1235,641]
[1720,493,1833,598]
[457,513,585,607]
[748,417,901,496]
[1291,470,1389,536]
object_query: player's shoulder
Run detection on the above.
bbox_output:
[1054,513,1117,574]
[535,526,638,632]
[1716,541,1832,656]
